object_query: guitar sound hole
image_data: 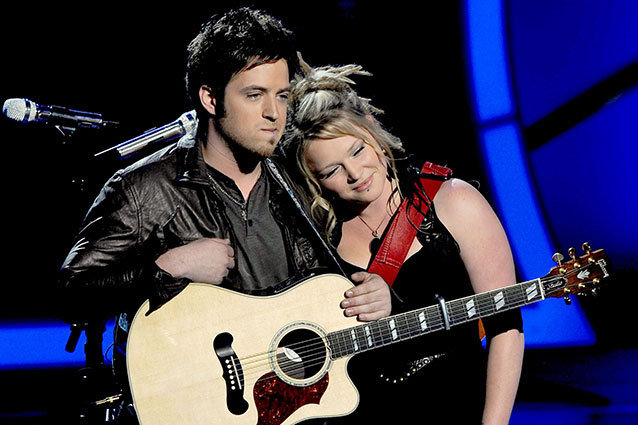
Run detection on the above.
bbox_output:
[276,328,327,382]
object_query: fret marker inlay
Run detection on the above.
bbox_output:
[494,291,505,310]
[526,283,538,301]
[364,326,372,347]
[465,299,476,318]
[389,319,398,340]
[350,330,359,352]
[418,311,427,331]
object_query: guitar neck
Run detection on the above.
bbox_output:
[327,277,548,359]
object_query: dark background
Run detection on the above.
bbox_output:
[1,1,636,423]
[1,1,477,320]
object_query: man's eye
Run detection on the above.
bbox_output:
[247,93,261,99]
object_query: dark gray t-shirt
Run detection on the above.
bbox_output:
[207,163,290,291]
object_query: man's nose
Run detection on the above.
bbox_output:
[263,96,281,122]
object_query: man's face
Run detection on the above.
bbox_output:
[216,59,290,158]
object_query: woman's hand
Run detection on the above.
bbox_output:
[341,272,392,321]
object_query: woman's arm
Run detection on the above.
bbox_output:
[434,178,525,425]
[483,329,525,424]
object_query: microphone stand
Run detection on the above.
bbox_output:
[65,321,120,424]
[4,104,129,422]
[52,123,121,424]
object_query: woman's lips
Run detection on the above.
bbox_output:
[354,174,374,191]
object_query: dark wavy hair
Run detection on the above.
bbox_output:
[185,8,298,126]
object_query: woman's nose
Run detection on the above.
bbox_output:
[344,161,362,182]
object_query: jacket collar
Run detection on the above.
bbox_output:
[173,134,296,206]
[174,134,210,186]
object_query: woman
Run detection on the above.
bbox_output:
[282,58,525,424]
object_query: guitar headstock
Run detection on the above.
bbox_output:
[542,243,611,304]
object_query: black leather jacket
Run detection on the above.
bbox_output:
[58,135,329,323]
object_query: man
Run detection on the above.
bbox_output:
[58,7,391,423]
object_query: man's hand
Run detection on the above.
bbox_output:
[155,238,235,284]
[341,272,392,321]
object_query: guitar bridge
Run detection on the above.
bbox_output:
[213,332,249,415]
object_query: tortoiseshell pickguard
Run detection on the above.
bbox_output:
[253,372,329,425]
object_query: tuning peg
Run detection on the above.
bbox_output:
[582,242,591,254]
[591,278,601,296]
[582,242,596,263]
[564,288,572,303]
[553,252,567,273]
[568,247,581,268]
[578,278,600,297]
[568,247,576,260]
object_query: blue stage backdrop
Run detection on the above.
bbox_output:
[463,0,637,348]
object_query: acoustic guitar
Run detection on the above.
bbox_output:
[127,244,610,424]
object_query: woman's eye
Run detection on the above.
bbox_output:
[320,167,339,180]
[353,145,365,156]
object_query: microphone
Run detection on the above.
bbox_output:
[95,110,197,158]
[2,98,118,131]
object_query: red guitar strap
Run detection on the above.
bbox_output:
[367,162,452,286]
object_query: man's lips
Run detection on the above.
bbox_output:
[261,128,279,140]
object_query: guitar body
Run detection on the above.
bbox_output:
[127,247,611,424]
[127,274,360,425]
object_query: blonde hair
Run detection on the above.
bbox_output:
[282,55,404,240]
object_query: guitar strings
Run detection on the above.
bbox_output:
[236,272,573,384]
[303,262,591,379]
[242,296,481,384]
[273,268,573,362]
[241,271,565,368]
[237,285,522,385]
[241,272,573,383]
[241,295,487,384]
[232,268,591,386]
[181,265,597,395]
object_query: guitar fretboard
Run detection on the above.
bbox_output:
[327,278,546,359]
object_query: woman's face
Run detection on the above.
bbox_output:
[304,134,388,207]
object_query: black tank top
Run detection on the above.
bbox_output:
[325,191,488,424]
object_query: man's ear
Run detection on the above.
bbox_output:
[199,85,217,116]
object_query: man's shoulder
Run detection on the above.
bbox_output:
[115,136,198,184]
